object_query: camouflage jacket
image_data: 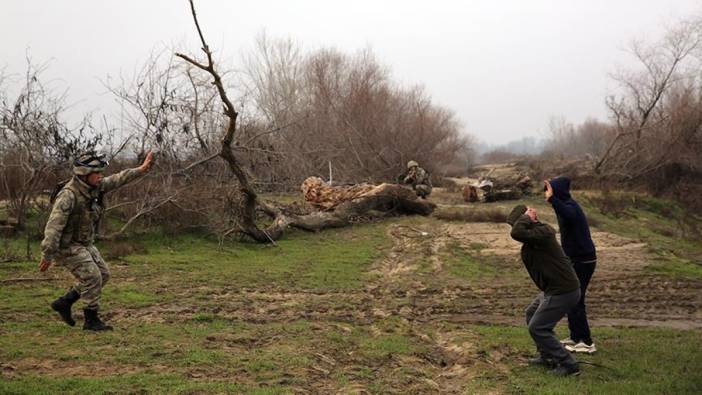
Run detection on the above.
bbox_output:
[403,167,432,188]
[41,168,143,261]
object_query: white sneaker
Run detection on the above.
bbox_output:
[560,337,576,346]
[565,342,597,354]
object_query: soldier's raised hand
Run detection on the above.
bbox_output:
[38,258,53,272]
[138,151,154,173]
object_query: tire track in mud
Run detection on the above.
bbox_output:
[354,223,503,394]
[110,287,375,324]
[108,222,700,329]
[433,224,702,328]
[335,221,702,393]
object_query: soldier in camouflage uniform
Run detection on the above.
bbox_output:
[39,151,154,331]
[401,160,432,199]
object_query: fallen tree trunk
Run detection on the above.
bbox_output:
[280,183,435,232]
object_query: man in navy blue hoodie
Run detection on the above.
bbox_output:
[545,177,597,353]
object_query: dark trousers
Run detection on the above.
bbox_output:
[567,260,596,344]
[525,289,580,365]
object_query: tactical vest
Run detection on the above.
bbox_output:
[57,179,104,248]
[413,168,432,188]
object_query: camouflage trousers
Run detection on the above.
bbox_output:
[56,245,110,310]
[414,184,432,198]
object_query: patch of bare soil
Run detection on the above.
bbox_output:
[110,288,375,325]
[417,223,702,328]
[352,224,513,392]
[0,357,168,379]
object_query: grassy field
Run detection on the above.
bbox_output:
[1,191,701,394]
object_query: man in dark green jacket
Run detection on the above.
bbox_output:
[508,204,581,376]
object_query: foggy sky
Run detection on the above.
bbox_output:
[2,0,700,145]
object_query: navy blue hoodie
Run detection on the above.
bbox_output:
[548,177,597,262]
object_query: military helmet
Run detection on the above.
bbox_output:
[73,151,109,176]
[407,160,419,169]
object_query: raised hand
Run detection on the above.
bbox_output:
[543,180,553,201]
[139,151,154,173]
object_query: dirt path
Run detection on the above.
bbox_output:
[110,220,701,334]
[429,223,702,327]
[333,223,514,393]
[344,221,702,392]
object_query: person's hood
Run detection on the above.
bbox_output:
[507,204,527,226]
[549,176,571,201]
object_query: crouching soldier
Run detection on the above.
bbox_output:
[507,205,581,376]
[401,160,432,199]
[39,151,154,331]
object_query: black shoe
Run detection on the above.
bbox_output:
[83,308,113,331]
[552,362,580,377]
[528,354,556,368]
[50,289,80,326]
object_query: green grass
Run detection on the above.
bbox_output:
[0,318,316,393]
[577,191,702,279]
[360,333,422,359]
[469,242,489,251]
[0,234,37,263]
[467,324,702,394]
[0,211,392,327]
[119,223,389,291]
[0,316,429,394]
[445,241,501,281]
[105,283,162,308]
[0,221,393,393]
[0,374,285,395]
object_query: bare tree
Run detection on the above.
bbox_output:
[242,41,471,185]
[544,117,613,160]
[175,0,290,242]
[595,15,702,178]
[0,58,103,230]
[174,0,436,242]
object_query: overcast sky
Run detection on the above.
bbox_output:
[2,0,700,145]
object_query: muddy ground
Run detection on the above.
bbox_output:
[108,222,700,328]
[97,221,701,393]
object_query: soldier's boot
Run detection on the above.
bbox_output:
[83,308,113,331]
[50,289,81,326]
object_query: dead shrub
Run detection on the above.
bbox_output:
[428,188,467,205]
[585,215,601,228]
[103,241,147,260]
[587,190,630,217]
[433,207,507,223]
[436,177,459,192]
[673,182,702,213]
[651,224,677,238]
